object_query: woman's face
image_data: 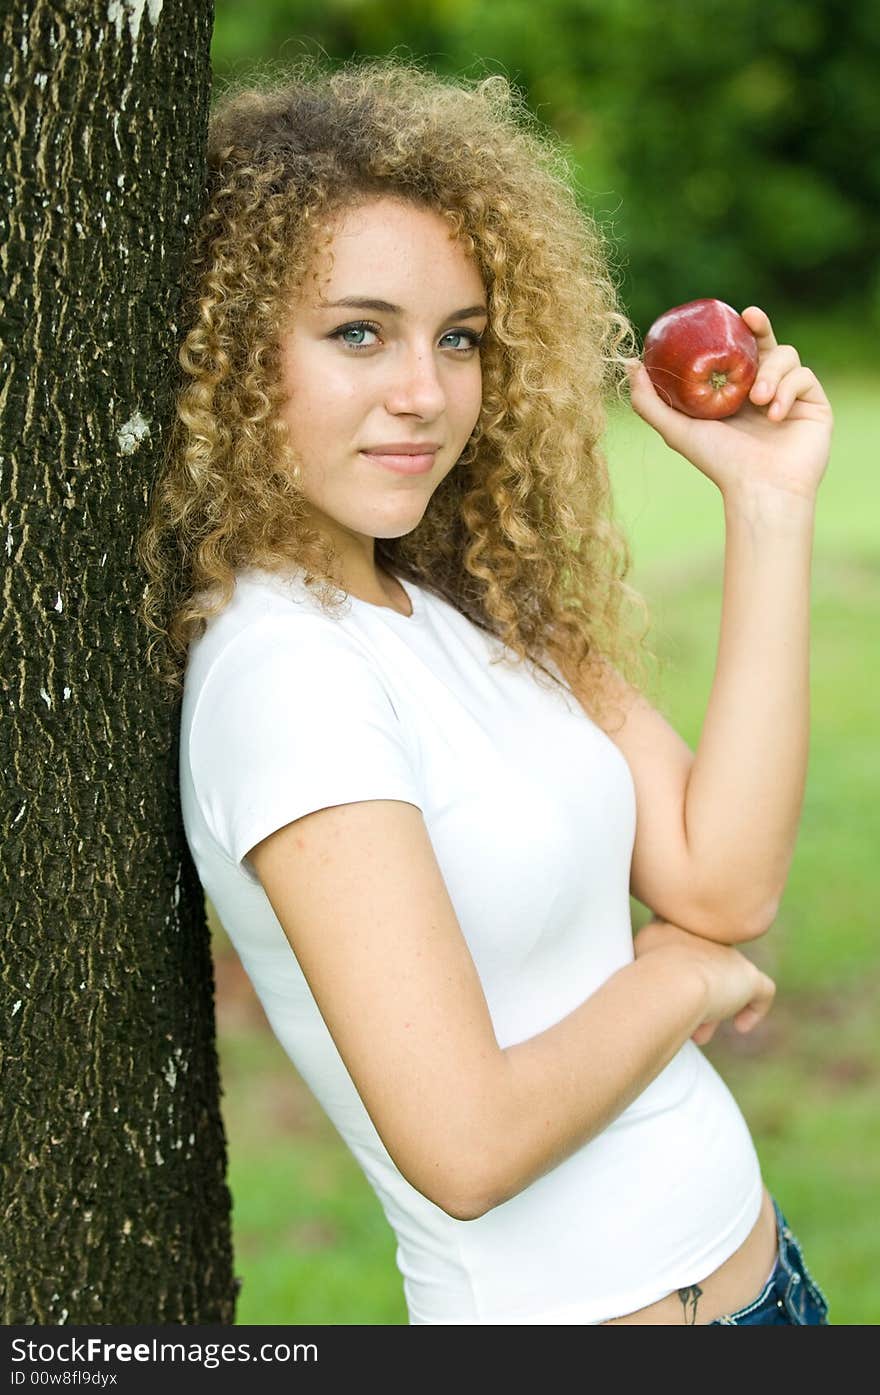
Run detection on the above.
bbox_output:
[277,196,487,557]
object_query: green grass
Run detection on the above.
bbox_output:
[212,365,879,1325]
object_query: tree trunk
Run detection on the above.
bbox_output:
[0,0,236,1323]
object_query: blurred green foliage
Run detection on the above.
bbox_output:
[212,0,879,338]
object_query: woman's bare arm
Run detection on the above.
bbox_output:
[248,798,773,1221]
[595,309,832,941]
[553,487,815,946]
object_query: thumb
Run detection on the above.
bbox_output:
[624,358,688,439]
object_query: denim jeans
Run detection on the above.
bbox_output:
[709,1197,830,1325]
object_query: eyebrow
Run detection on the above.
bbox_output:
[321,296,488,320]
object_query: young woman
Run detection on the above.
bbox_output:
[139,57,833,1325]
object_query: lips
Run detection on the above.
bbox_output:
[360,445,439,475]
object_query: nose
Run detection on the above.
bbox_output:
[383,340,446,419]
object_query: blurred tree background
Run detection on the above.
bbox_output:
[212,0,879,361]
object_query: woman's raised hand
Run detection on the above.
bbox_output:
[625,306,833,507]
[633,917,776,1047]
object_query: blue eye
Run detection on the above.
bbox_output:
[441,330,483,351]
[329,321,483,353]
[333,323,380,348]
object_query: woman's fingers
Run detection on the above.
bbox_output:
[740,304,778,353]
[733,972,777,1033]
[693,967,776,1044]
[691,1021,719,1047]
[741,313,827,420]
[749,344,801,407]
[624,359,687,442]
[758,365,827,420]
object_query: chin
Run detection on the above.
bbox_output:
[371,517,425,542]
[367,498,433,539]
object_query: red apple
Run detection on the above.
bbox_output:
[642,298,759,419]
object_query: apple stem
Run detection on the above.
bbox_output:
[710,370,729,390]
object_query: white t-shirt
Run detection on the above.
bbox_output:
[179,564,763,1324]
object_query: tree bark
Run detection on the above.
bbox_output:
[0,0,236,1323]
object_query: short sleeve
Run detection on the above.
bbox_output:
[187,616,423,880]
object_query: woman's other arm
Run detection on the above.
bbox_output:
[551,491,814,943]
[552,308,832,944]
[681,487,815,932]
[248,799,773,1221]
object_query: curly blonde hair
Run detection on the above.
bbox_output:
[138,53,657,729]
